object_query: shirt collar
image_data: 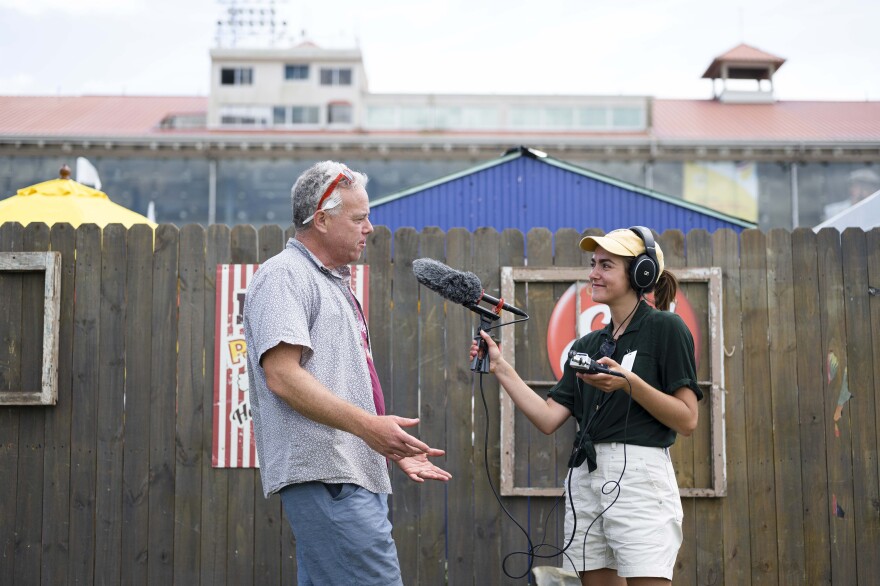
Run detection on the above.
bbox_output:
[600,298,652,338]
[287,237,351,280]
[618,299,652,337]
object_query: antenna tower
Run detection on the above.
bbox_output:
[215,0,289,48]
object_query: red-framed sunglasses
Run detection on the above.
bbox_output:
[303,168,354,224]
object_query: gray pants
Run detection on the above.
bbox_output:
[279,482,403,586]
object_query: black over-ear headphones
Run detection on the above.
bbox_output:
[628,226,659,293]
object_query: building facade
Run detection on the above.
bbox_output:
[1,43,878,229]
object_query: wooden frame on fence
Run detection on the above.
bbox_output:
[498,266,727,498]
[0,251,61,406]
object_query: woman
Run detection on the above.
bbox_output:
[471,227,701,586]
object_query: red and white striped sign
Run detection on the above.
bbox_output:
[212,263,370,468]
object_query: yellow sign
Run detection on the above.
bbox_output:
[683,161,758,222]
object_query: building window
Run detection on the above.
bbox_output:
[284,64,309,80]
[328,103,353,124]
[611,107,644,129]
[508,107,573,130]
[218,105,270,126]
[460,107,499,129]
[399,106,431,129]
[365,106,397,128]
[433,106,462,129]
[320,68,352,86]
[362,104,499,130]
[271,106,320,126]
[576,107,608,129]
[290,106,320,124]
[273,106,287,125]
[544,107,574,128]
[220,67,254,86]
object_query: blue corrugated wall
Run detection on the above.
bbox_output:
[371,155,749,234]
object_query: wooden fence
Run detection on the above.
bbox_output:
[1,222,878,585]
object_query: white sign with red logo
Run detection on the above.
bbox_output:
[212,263,370,468]
[545,283,701,380]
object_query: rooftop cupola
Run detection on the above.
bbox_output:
[702,43,786,103]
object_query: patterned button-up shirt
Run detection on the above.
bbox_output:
[244,238,391,497]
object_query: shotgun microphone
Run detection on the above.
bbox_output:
[411,258,528,317]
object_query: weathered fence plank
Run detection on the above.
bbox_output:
[840,228,880,585]
[69,224,101,586]
[41,223,76,586]
[148,224,179,585]
[174,224,207,585]
[121,224,154,586]
[868,227,880,580]
[95,223,127,585]
[0,222,23,586]
[766,228,807,583]
[714,227,750,584]
[816,227,858,586]
[0,222,23,394]
[741,229,780,584]
[13,224,49,584]
[790,227,833,585]
[417,226,448,585]
[200,224,231,586]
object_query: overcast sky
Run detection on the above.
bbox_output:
[1,0,878,101]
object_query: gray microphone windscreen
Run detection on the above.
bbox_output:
[412,258,483,306]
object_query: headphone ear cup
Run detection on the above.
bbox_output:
[629,254,658,292]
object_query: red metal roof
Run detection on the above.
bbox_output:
[702,43,786,79]
[652,99,880,142]
[1,94,879,143]
[0,96,207,136]
[714,43,785,64]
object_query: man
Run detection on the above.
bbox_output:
[244,161,450,585]
[823,168,880,220]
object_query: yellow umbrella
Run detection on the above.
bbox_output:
[0,164,157,229]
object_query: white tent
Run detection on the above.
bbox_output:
[814,189,880,232]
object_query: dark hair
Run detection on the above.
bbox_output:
[652,270,678,311]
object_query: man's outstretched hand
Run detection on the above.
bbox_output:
[396,451,452,483]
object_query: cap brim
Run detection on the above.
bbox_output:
[579,235,638,257]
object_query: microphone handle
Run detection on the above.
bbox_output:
[470,315,495,373]
[470,335,490,373]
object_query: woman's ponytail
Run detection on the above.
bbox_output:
[652,270,678,311]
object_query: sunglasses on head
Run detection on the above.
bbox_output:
[302,168,354,224]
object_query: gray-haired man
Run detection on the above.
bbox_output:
[244,161,450,585]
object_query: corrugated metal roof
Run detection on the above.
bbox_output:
[652,99,880,141]
[0,96,207,136]
[370,149,754,235]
